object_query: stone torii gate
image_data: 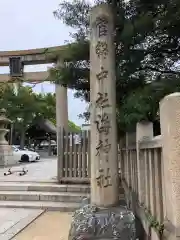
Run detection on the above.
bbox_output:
[0,46,68,181]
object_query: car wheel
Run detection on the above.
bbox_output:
[20,154,29,162]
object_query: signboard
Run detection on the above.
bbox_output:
[9,57,24,77]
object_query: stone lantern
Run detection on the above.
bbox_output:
[0,109,13,166]
[0,109,11,145]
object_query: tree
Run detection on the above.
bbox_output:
[0,85,81,146]
[0,85,43,147]
[36,92,81,132]
[36,92,56,124]
[68,120,81,132]
[51,0,180,134]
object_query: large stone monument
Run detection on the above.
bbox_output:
[90,2,119,207]
[0,109,13,166]
[68,4,136,240]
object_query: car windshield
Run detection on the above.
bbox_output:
[16,146,28,151]
[12,146,18,151]
[22,147,28,151]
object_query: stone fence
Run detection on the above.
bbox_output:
[118,93,180,240]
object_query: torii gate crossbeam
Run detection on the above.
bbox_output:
[0,45,69,183]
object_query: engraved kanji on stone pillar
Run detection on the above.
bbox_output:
[90,4,119,207]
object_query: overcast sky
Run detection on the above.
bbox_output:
[0,0,88,126]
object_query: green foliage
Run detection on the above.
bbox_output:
[68,120,81,132]
[36,93,81,132]
[140,203,164,236]
[53,0,90,39]
[0,85,40,127]
[36,92,56,124]
[51,0,180,134]
[0,85,81,143]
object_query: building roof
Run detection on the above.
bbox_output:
[26,118,56,140]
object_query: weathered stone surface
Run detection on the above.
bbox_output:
[160,92,180,237]
[0,109,14,166]
[55,58,69,182]
[90,2,119,207]
[68,204,136,240]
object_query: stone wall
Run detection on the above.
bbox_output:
[119,93,180,240]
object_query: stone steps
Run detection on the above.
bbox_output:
[0,200,81,211]
[0,191,89,202]
[0,190,124,202]
[0,182,126,210]
[0,182,90,193]
[0,182,90,211]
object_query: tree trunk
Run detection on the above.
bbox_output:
[48,136,51,156]
[20,128,25,149]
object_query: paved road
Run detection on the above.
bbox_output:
[0,158,57,182]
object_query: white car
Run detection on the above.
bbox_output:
[12,146,40,162]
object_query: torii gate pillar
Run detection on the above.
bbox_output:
[56,58,68,181]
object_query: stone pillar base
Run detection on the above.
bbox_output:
[68,203,136,240]
[0,145,14,166]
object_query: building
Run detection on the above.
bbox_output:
[81,124,90,131]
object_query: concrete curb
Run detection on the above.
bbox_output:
[1,209,45,240]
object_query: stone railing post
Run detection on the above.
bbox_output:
[125,132,136,188]
[160,93,180,239]
[136,121,153,204]
[56,58,68,182]
[124,132,136,210]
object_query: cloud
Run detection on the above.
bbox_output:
[0,0,88,126]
